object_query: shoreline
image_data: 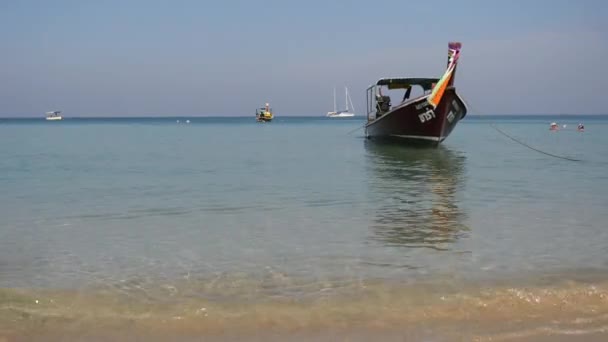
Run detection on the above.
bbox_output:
[4,319,608,342]
[3,276,608,341]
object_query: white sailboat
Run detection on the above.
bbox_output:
[45,111,63,121]
[327,86,355,117]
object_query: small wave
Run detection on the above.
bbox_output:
[60,207,194,221]
[3,278,608,340]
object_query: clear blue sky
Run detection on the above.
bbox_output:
[1,0,606,117]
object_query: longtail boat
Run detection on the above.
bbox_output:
[364,42,467,146]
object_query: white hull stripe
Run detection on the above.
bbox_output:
[390,134,443,142]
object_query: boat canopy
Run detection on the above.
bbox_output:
[375,78,439,91]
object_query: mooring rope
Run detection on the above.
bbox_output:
[488,122,581,161]
[462,98,582,162]
[346,124,365,135]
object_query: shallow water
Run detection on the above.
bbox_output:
[2,277,608,341]
[1,115,607,340]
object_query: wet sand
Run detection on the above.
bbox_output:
[3,324,608,341]
[2,277,608,341]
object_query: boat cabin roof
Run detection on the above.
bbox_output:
[375,78,439,91]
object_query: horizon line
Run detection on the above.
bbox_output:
[1,113,608,119]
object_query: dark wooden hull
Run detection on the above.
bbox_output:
[365,88,467,146]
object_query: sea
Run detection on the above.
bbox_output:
[1,115,608,341]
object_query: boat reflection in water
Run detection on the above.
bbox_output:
[364,141,468,250]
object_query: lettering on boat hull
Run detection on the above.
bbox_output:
[418,109,436,123]
[365,90,467,146]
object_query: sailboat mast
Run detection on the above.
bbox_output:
[347,88,355,114]
[333,86,337,112]
[345,87,349,111]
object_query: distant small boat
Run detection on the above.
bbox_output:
[327,86,355,118]
[46,111,63,121]
[256,103,273,122]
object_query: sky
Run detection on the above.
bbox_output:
[1,0,607,117]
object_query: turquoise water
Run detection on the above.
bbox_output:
[1,115,608,340]
[1,116,607,291]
